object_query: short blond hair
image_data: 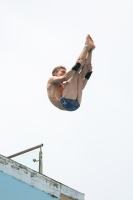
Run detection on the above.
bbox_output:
[52,66,66,76]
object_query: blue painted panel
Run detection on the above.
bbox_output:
[0,171,59,200]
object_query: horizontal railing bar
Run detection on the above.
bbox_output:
[7,144,43,158]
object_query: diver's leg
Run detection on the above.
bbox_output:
[76,35,95,69]
[62,72,79,99]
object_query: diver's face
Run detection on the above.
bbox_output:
[55,68,66,76]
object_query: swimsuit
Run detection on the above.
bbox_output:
[60,97,80,111]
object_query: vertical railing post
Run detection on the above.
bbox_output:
[7,144,43,174]
[39,147,43,174]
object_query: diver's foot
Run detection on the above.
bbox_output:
[85,34,95,51]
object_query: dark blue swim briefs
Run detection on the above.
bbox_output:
[60,97,80,111]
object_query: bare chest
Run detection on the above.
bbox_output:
[47,82,65,97]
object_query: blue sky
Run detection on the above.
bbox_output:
[0,0,133,199]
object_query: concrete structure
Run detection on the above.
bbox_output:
[0,154,84,200]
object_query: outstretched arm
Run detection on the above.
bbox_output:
[83,71,92,89]
[49,35,94,84]
[49,60,86,84]
[49,68,77,84]
[83,78,88,90]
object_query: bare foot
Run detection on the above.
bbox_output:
[85,34,95,51]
